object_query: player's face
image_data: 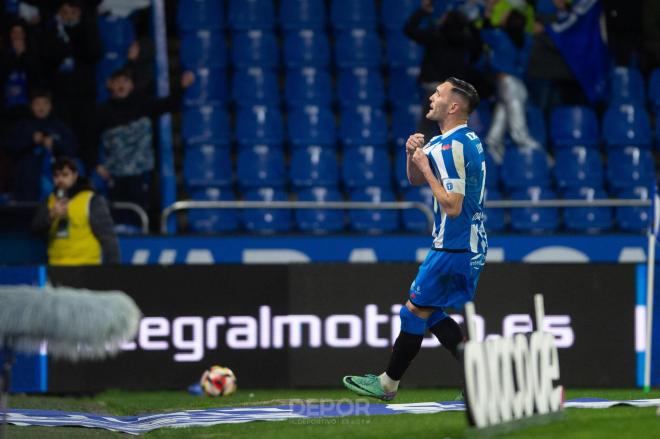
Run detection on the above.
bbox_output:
[426,82,451,122]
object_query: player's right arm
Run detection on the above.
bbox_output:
[406,133,427,186]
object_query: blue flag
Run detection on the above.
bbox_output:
[547,0,609,103]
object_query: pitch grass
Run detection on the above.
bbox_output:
[6,388,660,438]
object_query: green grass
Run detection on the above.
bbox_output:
[5,388,660,438]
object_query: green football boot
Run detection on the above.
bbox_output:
[342,374,397,401]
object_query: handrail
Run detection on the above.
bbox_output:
[485,199,652,208]
[160,200,435,234]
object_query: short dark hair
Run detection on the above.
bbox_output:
[52,157,78,174]
[109,66,133,81]
[30,88,52,102]
[445,77,480,114]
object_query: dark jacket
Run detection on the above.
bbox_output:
[31,179,120,264]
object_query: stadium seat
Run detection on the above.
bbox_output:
[98,15,134,54]
[484,188,505,232]
[334,29,381,68]
[231,30,279,68]
[402,186,434,232]
[184,67,228,106]
[394,149,410,189]
[284,67,333,107]
[228,0,275,30]
[381,0,418,30]
[183,145,233,189]
[187,187,239,233]
[509,187,559,233]
[615,186,652,232]
[337,67,385,107]
[342,145,391,188]
[553,146,603,190]
[242,187,293,233]
[501,147,551,191]
[602,103,652,149]
[237,145,286,188]
[648,68,660,109]
[339,105,389,147]
[484,149,500,189]
[182,104,231,146]
[231,67,280,107]
[505,105,547,148]
[468,102,492,140]
[385,31,423,68]
[348,186,399,233]
[96,52,126,103]
[283,29,330,68]
[235,105,284,146]
[179,30,227,69]
[177,0,224,31]
[563,187,612,233]
[295,186,345,233]
[392,104,422,148]
[606,147,656,190]
[290,146,339,187]
[287,105,337,147]
[330,0,377,30]
[550,106,600,148]
[388,67,423,107]
[279,0,326,30]
[610,66,645,105]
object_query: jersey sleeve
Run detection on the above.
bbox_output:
[440,139,467,195]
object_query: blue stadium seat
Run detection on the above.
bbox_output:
[330,0,377,30]
[606,147,656,190]
[242,187,293,233]
[231,67,280,107]
[295,187,345,233]
[237,145,286,188]
[392,104,422,148]
[183,145,233,188]
[187,187,239,233]
[339,105,389,147]
[501,148,551,191]
[385,31,423,68]
[334,29,381,68]
[235,105,284,145]
[553,146,603,190]
[602,103,652,149]
[284,67,333,107]
[290,146,339,187]
[283,29,330,67]
[96,52,126,103]
[184,67,228,106]
[510,187,559,232]
[394,149,410,189]
[648,68,660,109]
[348,186,399,233]
[563,187,612,232]
[610,66,645,105]
[550,106,600,148]
[98,15,134,54]
[342,145,391,188]
[402,186,434,232]
[232,30,279,68]
[287,105,336,147]
[484,149,500,189]
[337,67,385,107]
[388,67,422,107]
[182,104,231,146]
[177,0,224,31]
[180,30,227,69]
[280,0,326,30]
[505,105,547,148]
[228,0,275,30]
[616,186,652,232]
[484,188,505,232]
[381,0,418,31]
[468,102,492,140]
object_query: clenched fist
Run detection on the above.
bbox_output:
[406,133,425,156]
[411,148,431,175]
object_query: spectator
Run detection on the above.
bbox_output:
[404,0,482,141]
[91,67,194,222]
[0,18,42,113]
[6,89,76,201]
[481,9,541,163]
[31,156,119,265]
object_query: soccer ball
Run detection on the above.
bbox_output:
[200,365,237,396]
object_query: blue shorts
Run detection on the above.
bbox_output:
[409,250,485,310]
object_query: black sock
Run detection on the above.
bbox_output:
[385,331,424,381]
[429,317,464,361]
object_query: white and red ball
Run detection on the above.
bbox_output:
[200,365,237,396]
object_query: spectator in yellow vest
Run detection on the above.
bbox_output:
[31,157,119,265]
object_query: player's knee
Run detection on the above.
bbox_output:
[399,305,427,335]
[431,317,463,349]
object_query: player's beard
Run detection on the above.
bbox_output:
[426,101,448,123]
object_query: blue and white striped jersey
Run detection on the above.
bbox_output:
[422,124,488,254]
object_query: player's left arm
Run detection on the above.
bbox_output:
[411,148,464,218]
